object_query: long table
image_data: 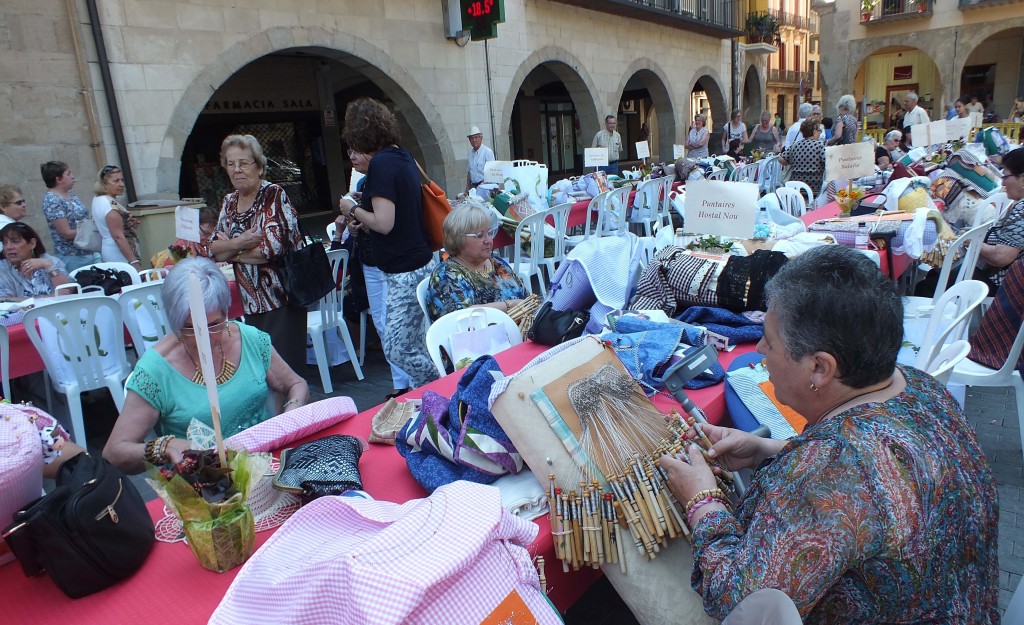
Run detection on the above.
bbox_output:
[3,282,245,381]
[801,201,912,279]
[0,339,757,623]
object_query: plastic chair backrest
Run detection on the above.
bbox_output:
[924,340,971,385]
[757,156,782,194]
[139,268,169,283]
[53,283,82,298]
[416,276,431,322]
[0,324,9,401]
[707,169,727,181]
[633,178,663,224]
[785,180,816,207]
[424,307,522,377]
[913,279,989,371]
[971,192,1012,228]
[729,162,758,182]
[313,249,347,331]
[775,186,806,217]
[69,262,141,286]
[326,222,337,242]
[931,221,992,303]
[118,281,170,358]
[596,186,631,237]
[512,208,552,291]
[544,202,573,275]
[22,295,130,392]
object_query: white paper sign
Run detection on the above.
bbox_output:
[483,160,510,184]
[684,179,759,238]
[584,147,609,167]
[824,142,875,182]
[673,144,686,159]
[947,117,972,141]
[911,120,947,148]
[175,206,201,243]
[969,112,984,130]
[635,141,650,159]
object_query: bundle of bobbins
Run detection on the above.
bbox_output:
[546,410,736,575]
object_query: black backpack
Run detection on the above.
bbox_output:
[74,267,134,295]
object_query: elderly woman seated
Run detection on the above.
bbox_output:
[425,204,528,322]
[104,257,308,474]
[660,245,998,622]
[0,222,72,302]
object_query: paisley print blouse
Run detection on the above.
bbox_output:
[690,367,999,624]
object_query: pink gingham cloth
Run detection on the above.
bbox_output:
[209,481,561,625]
[224,397,358,453]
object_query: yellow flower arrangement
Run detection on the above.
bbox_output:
[836,184,865,216]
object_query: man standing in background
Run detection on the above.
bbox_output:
[465,126,494,193]
[592,115,622,175]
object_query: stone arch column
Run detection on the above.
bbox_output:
[951,20,1024,102]
[157,27,455,194]
[612,58,677,161]
[499,46,602,159]
[741,64,765,123]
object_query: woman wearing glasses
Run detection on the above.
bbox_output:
[425,204,527,322]
[340,98,438,387]
[208,134,306,374]
[91,165,141,267]
[104,258,308,474]
[0,222,71,301]
[0,185,28,251]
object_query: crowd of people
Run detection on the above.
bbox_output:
[2,90,1022,622]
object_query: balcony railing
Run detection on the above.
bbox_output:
[768,9,819,31]
[959,0,1024,9]
[861,0,933,23]
[549,0,748,37]
[767,69,812,86]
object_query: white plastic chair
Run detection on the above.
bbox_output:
[118,281,171,358]
[139,268,169,283]
[70,262,141,286]
[785,181,816,208]
[22,295,132,445]
[596,186,632,238]
[510,209,553,295]
[326,222,337,242]
[912,280,989,372]
[757,156,782,194]
[416,276,431,322]
[729,162,759,183]
[971,191,1011,228]
[565,191,609,250]
[775,186,806,217]
[424,307,522,377]
[948,319,1024,465]
[53,283,83,298]
[307,249,363,393]
[0,324,9,401]
[904,221,992,318]
[923,340,971,385]
[631,178,671,237]
[543,202,573,281]
[706,168,728,181]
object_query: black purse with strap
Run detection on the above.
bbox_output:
[528,302,589,346]
[279,224,336,309]
[2,453,155,598]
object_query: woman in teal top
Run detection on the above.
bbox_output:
[103,257,308,474]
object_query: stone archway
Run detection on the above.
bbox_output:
[612,59,676,163]
[853,45,943,130]
[956,25,1024,112]
[687,67,728,152]
[158,27,454,194]
[741,64,764,125]
[500,46,602,160]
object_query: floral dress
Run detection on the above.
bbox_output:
[425,255,528,322]
[689,367,999,623]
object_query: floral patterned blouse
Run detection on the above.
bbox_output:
[41,191,90,258]
[690,367,999,624]
[425,255,528,322]
[216,181,302,315]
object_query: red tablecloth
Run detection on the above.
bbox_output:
[4,282,245,381]
[801,202,912,279]
[0,339,756,622]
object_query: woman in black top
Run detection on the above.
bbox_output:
[340,98,439,387]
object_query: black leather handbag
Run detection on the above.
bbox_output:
[279,225,335,309]
[527,302,589,346]
[2,453,155,598]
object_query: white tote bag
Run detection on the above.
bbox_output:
[73,219,102,252]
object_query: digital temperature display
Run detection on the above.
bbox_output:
[460,0,505,41]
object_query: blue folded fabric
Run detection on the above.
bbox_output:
[676,306,764,344]
[604,317,724,393]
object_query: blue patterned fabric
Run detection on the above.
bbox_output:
[604,316,723,393]
[676,306,764,344]
[396,356,522,492]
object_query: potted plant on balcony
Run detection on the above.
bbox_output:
[745,12,781,46]
[911,0,928,13]
[861,0,878,21]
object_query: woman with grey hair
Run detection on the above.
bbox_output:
[826,94,858,146]
[658,245,998,621]
[875,130,904,170]
[424,204,528,322]
[104,257,308,474]
[209,134,306,373]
